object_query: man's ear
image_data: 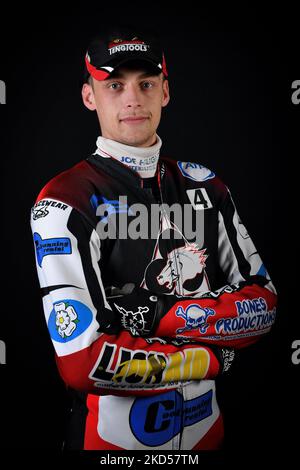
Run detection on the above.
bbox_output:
[81,83,96,111]
[162,79,170,108]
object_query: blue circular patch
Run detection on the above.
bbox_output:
[129,389,214,446]
[129,391,182,446]
[48,299,93,343]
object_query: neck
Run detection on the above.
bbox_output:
[94,135,162,178]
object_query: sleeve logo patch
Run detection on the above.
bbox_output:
[33,232,72,267]
[31,199,69,220]
[48,299,93,342]
[175,304,215,335]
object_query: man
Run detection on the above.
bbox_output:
[30,29,277,450]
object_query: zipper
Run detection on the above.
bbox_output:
[157,162,184,296]
[170,385,184,450]
[178,385,184,450]
[158,163,185,450]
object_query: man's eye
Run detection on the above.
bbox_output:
[109,82,121,90]
[141,81,153,89]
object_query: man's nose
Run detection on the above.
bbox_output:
[123,84,142,108]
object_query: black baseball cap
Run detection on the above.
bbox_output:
[84,30,168,82]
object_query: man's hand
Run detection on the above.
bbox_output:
[111,287,163,337]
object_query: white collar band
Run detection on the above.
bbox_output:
[94,135,162,178]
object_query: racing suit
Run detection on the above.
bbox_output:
[30,148,277,450]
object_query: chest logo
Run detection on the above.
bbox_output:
[186,188,213,210]
[177,161,215,182]
[143,227,210,296]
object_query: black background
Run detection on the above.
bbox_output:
[0,2,299,463]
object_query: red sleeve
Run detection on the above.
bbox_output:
[153,187,277,348]
[155,281,277,348]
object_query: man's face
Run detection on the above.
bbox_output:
[82,65,170,147]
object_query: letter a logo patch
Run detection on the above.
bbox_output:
[186,188,213,210]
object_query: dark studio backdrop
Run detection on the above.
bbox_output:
[0,3,299,462]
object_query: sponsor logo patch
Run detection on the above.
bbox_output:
[48,299,93,342]
[90,194,134,223]
[215,298,276,335]
[177,161,215,182]
[90,342,210,389]
[175,304,215,334]
[108,38,150,56]
[33,232,72,267]
[130,390,213,446]
[31,199,69,220]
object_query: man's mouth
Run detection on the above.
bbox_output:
[120,116,149,124]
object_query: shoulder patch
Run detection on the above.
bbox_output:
[177,161,215,182]
[31,198,69,221]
